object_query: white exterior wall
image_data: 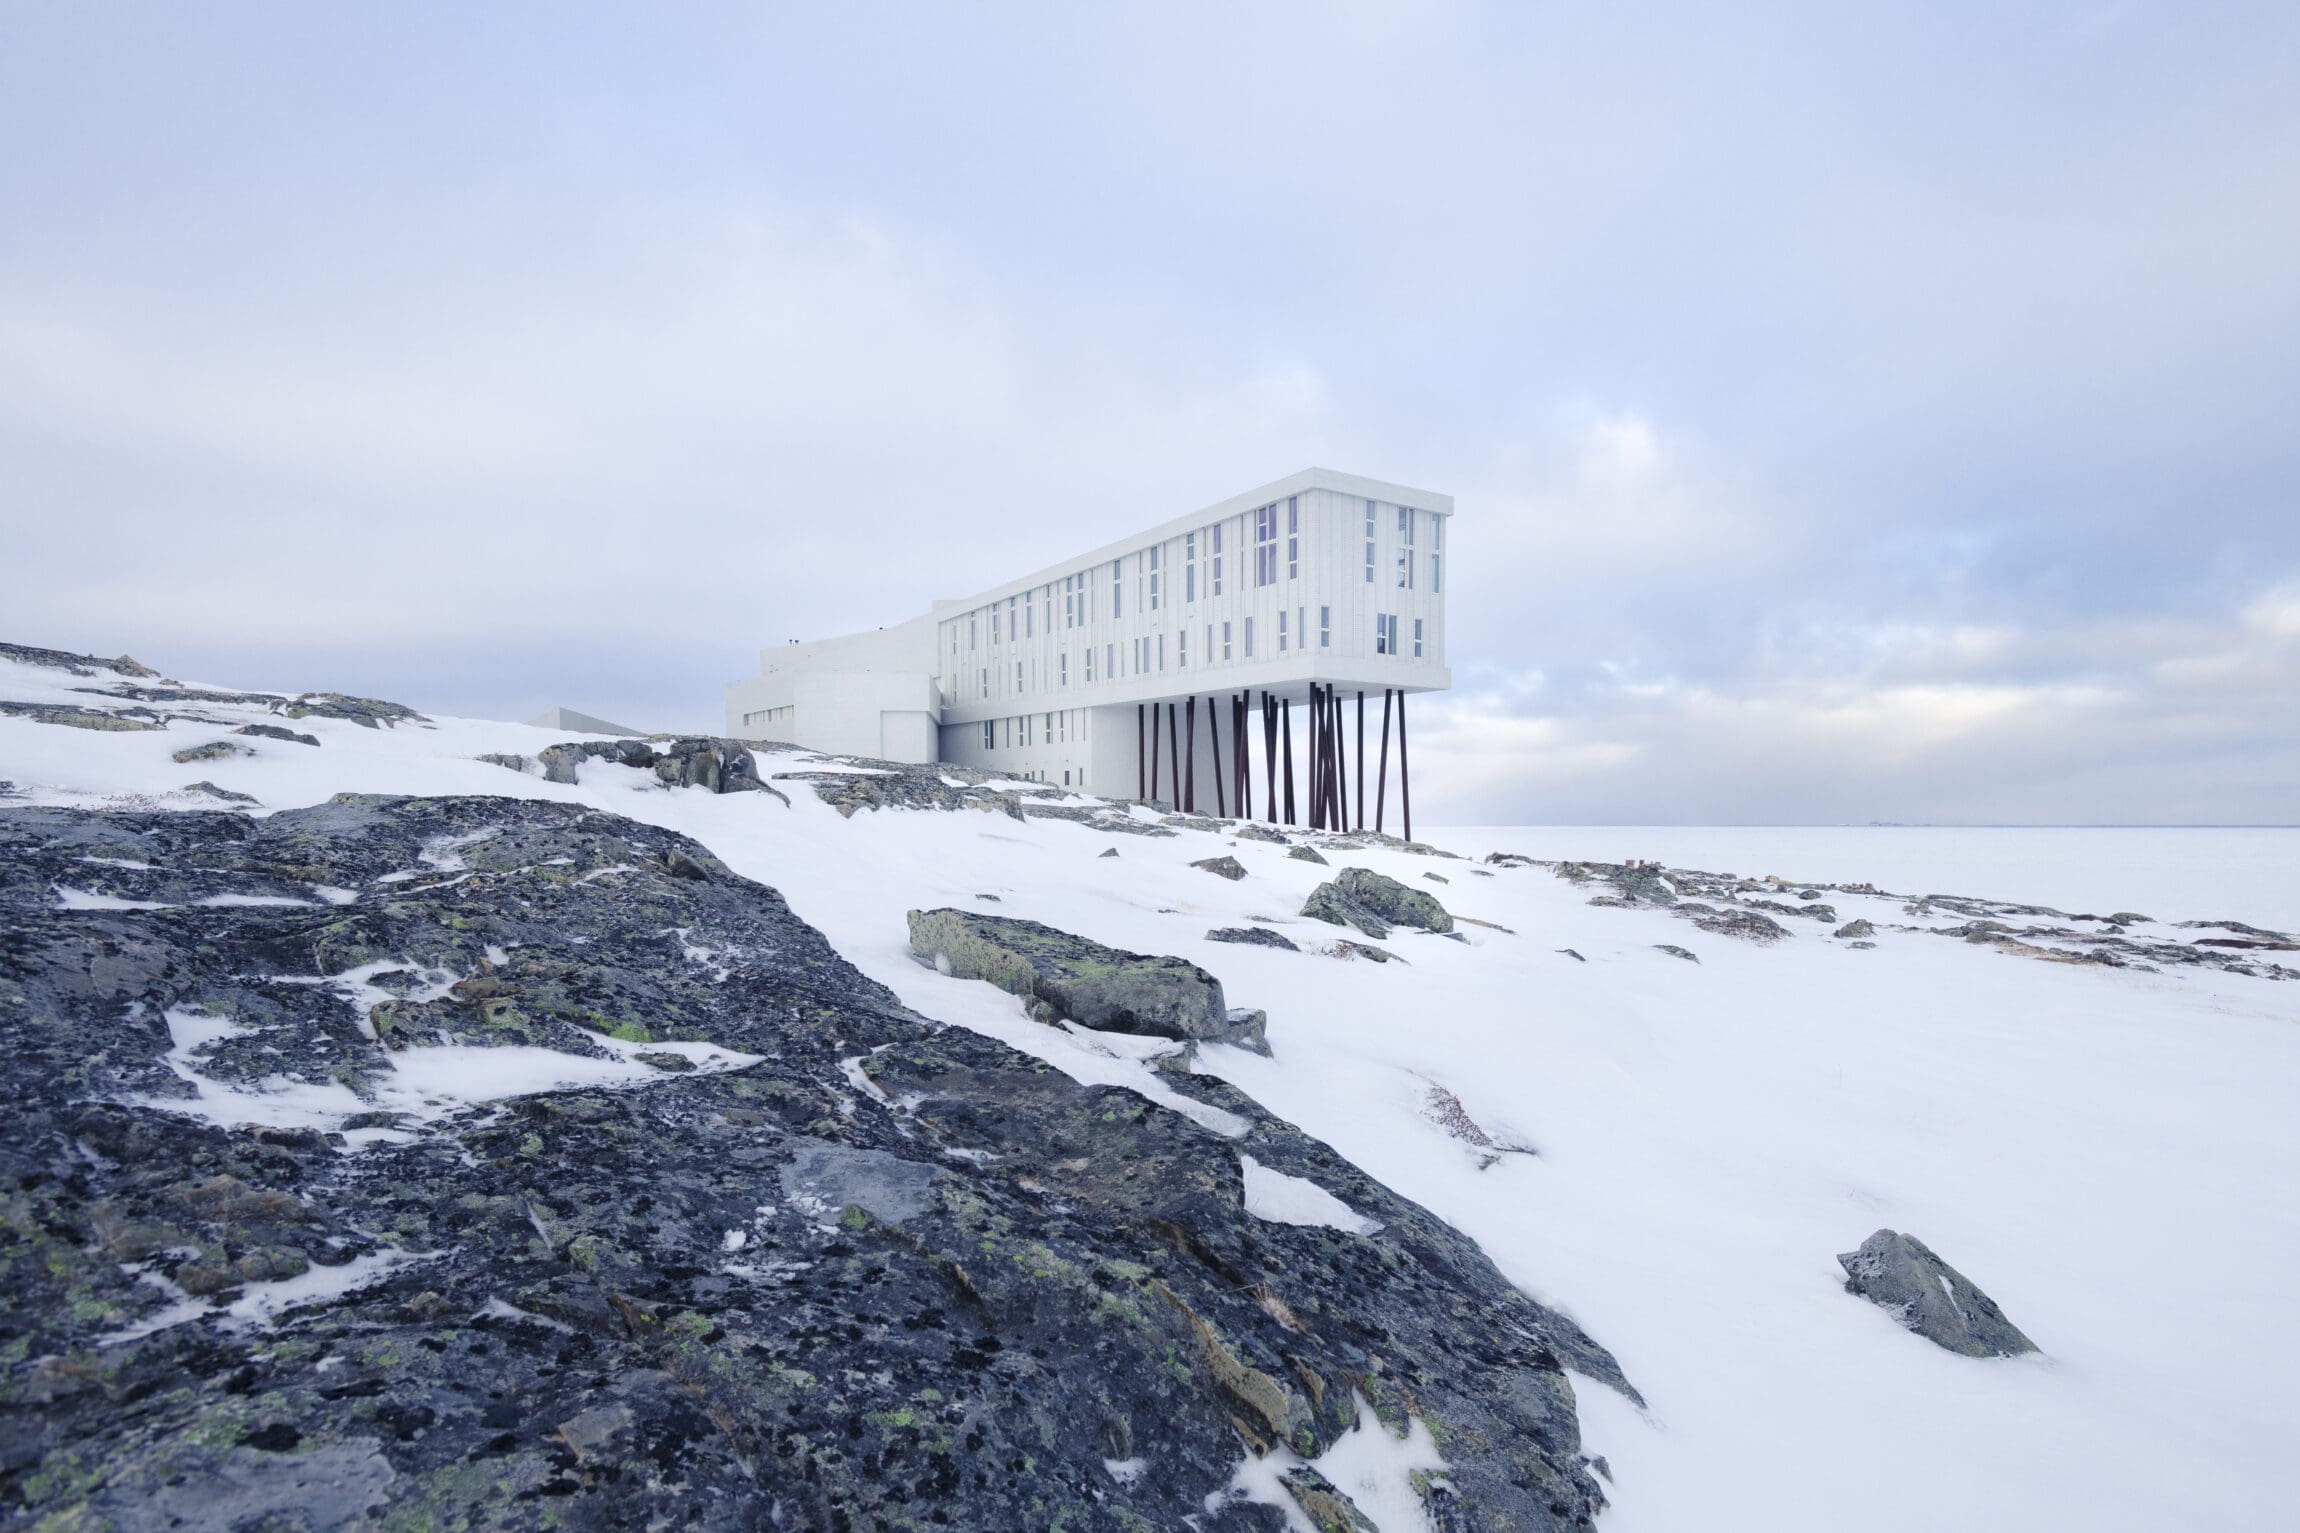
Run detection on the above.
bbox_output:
[727,468,1450,795]
[725,614,941,762]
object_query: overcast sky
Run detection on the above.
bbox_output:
[4,3,2296,823]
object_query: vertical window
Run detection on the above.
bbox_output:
[1185,532,1197,603]
[1414,618,1424,658]
[1212,524,1224,596]
[992,607,1000,644]
[1298,607,1305,652]
[1319,605,1331,647]
[1431,552,1441,593]
[1245,616,1255,657]
[1106,642,1115,679]
[984,721,993,748]
[1222,621,1232,660]
[1150,545,1161,610]
[1009,595,1018,638]
[1278,609,1288,651]
[1158,633,1165,670]
[1398,507,1416,589]
[1253,505,1277,586]
[1112,560,1122,620]
[1179,628,1188,667]
[970,614,978,648]
[1087,648,1095,683]
[1286,496,1298,579]
[1374,614,1391,655]
[1015,661,1022,692]
[980,667,988,697]
[1364,499,1377,583]
[1060,652,1068,686]
[1026,594,1034,638]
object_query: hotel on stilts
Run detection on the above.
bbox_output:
[725,468,1451,840]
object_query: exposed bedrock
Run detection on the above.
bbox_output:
[1,794,1631,1531]
[1838,1229,2038,1358]
[907,907,1269,1054]
[1301,866,1456,940]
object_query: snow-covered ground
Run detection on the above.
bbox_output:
[6,650,2297,1531]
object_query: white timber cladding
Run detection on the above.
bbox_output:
[724,468,1450,786]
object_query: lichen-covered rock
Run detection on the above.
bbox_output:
[236,723,320,747]
[181,780,258,804]
[1234,823,1289,845]
[170,740,247,764]
[1207,927,1298,951]
[1837,1229,2037,1357]
[1300,866,1454,939]
[0,700,160,731]
[906,908,1263,1050]
[0,640,161,678]
[1192,855,1247,881]
[1654,944,1700,963]
[1835,919,1877,939]
[529,737,778,799]
[1287,845,1329,865]
[0,794,1632,1531]
[1693,908,1789,943]
[279,691,426,729]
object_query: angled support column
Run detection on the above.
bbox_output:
[1280,698,1295,825]
[1207,697,1223,818]
[1375,688,1393,835]
[1332,687,1348,834]
[1150,703,1161,804]
[1167,703,1181,810]
[1397,690,1411,845]
[1263,694,1279,823]
[1356,691,1365,831]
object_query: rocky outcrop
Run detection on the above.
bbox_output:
[1234,823,1289,845]
[235,723,320,747]
[0,700,160,731]
[1835,919,1877,939]
[1300,867,1455,939]
[1192,856,1247,881]
[0,795,1631,1530]
[0,640,161,677]
[1287,845,1329,865]
[170,741,248,764]
[1691,908,1789,943]
[1207,926,1298,951]
[1838,1229,2037,1358]
[906,908,1267,1053]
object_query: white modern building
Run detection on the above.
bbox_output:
[726,468,1451,835]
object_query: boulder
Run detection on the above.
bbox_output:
[1207,926,1298,951]
[1234,823,1289,844]
[1098,847,1120,858]
[1300,866,1454,939]
[235,723,320,747]
[907,908,1263,1051]
[1835,919,1877,939]
[1837,1229,2037,1357]
[181,781,258,804]
[1693,908,1789,943]
[1287,845,1329,865]
[170,741,246,764]
[1653,944,1699,963]
[1192,856,1247,881]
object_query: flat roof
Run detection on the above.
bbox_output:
[930,467,1451,616]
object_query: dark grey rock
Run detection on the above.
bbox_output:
[1325,940,1400,963]
[0,700,159,731]
[1837,1229,2037,1357]
[1301,866,1454,939]
[0,793,1630,1530]
[1654,944,1699,963]
[1557,948,1585,962]
[1422,872,1449,884]
[1692,908,1789,943]
[907,907,1262,1050]
[236,723,321,747]
[181,780,258,804]
[2109,911,2152,925]
[1835,919,1877,939]
[170,741,246,764]
[1193,855,1247,881]
[279,691,426,729]
[1287,845,1329,865]
[1207,927,1299,952]
[0,640,161,679]
[1099,846,1120,858]
[1234,823,1290,845]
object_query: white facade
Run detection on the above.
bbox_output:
[727,467,1451,814]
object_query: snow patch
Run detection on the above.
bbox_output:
[1240,1154,1381,1235]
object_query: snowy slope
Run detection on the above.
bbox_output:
[5,648,2297,1530]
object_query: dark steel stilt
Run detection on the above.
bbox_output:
[1137,704,1145,800]
[1356,691,1365,831]
[1332,687,1347,833]
[1280,699,1294,825]
[1184,697,1196,814]
[1375,688,1392,835]
[1167,703,1180,809]
[1397,690,1411,845]
[1263,694,1279,823]
[1150,703,1161,804]
[1208,697,1223,818]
